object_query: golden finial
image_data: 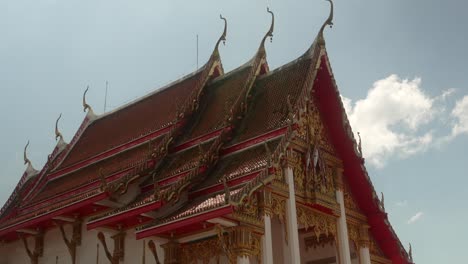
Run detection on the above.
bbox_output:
[214,15,227,51]
[319,0,334,37]
[83,86,92,113]
[260,7,275,48]
[55,113,63,141]
[24,140,31,166]
[409,243,413,262]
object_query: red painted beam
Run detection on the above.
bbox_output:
[47,124,174,181]
[0,192,107,237]
[87,200,162,230]
[221,127,288,156]
[190,171,261,198]
[136,206,233,239]
[171,128,224,153]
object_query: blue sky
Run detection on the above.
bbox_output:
[1,0,467,262]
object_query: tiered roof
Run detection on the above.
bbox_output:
[0,4,412,264]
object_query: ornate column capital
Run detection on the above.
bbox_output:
[358,224,370,248]
[334,167,344,191]
[258,190,272,217]
[227,226,262,259]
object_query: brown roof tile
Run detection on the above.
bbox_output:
[58,72,203,169]
[182,66,252,141]
[230,58,312,144]
[29,137,161,205]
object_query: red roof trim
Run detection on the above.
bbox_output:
[190,171,261,198]
[171,128,225,153]
[19,161,146,214]
[135,205,232,239]
[221,127,288,156]
[87,200,162,230]
[48,124,174,181]
[0,192,107,237]
[313,54,409,263]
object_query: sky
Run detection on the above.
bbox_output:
[0,0,467,262]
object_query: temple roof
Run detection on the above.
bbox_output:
[0,6,412,263]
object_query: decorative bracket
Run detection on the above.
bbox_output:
[55,218,82,264]
[148,240,162,264]
[19,230,44,264]
[97,230,126,264]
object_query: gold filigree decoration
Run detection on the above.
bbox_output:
[344,191,359,211]
[296,205,336,242]
[270,194,288,244]
[369,233,385,257]
[181,237,224,264]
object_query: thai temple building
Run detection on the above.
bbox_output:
[0,2,414,264]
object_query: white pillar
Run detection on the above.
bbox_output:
[359,247,371,264]
[263,215,274,264]
[237,256,250,264]
[336,189,352,264]
[285,167,301,264]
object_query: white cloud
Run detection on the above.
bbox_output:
[407,211,424,224]
[342,75,438,168]
[395,200,408,207]
[451,95,468,137]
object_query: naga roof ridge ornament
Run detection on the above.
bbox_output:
[24,140,32,167]
[23,140,38,176]
[213,14,227,54]
[259,7,275,51]
[83,86,92,113]
[55,113,64,142]
[318,0,334,40]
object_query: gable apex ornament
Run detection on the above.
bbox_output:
[259,7,275,49]
[320,0,334,33]
[55,113,64,142]
[214,14,227,53]
[83,86,93,113]
[24,140,32,166]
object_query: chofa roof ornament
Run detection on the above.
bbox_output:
[55,113,64,142]
[83,86,93,113]
[214,14,227,52]
[260,7,275,48]
[23,140,32,167]
[319,0,334,35]
[23,140,37,175]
